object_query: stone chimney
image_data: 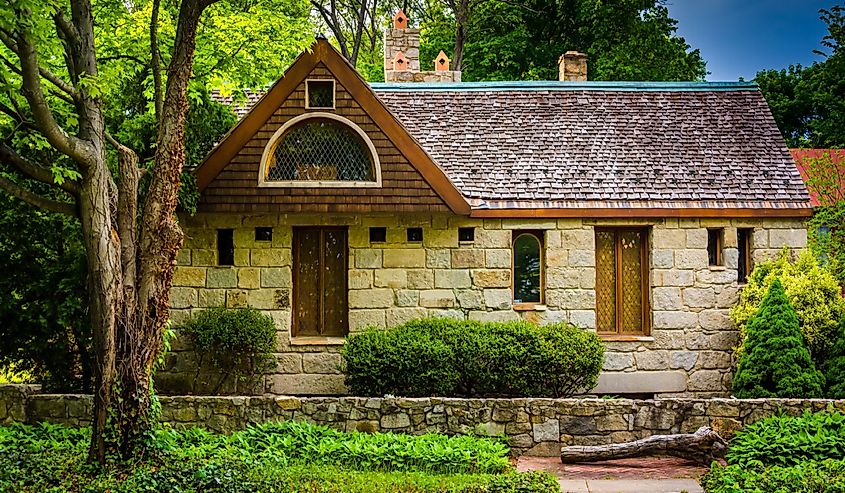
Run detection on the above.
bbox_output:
[559,51,588,81]
[384,10,460,83]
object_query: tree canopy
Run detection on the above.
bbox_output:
[417,0,707,81]
[756,5,845,148]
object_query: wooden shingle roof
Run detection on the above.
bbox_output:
[207,46,812,217]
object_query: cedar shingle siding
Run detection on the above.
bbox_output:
[199,64,450,214]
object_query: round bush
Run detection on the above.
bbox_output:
[341,318,604,398]
[176,307,277,393]
[823,316,845,398]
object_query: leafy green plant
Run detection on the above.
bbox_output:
[726,410,845,469]
[0,421,559,492]
[176,307,277,394]
[732,279,825,398]
[731,249,845,360]
[701,459,845,493]
[342,318,604,397]
[824,317,845,399]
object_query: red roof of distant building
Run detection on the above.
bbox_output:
[791,148,845,207]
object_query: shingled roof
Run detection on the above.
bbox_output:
[210,81,811,212]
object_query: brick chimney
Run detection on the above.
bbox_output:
[384,10,460,83]
[559,51,588,81]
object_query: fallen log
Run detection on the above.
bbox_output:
[560,426,727,467]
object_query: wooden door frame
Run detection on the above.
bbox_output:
[291,226,349,338]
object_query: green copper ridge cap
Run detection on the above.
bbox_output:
[369,81,759,92]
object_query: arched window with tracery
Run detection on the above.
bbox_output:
[259,113,381,187]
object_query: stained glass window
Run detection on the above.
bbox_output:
[595,228,649,334]
[513,232,543,303]
[265,118,375,183]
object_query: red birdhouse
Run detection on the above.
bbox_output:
[392,10,408,29]
[392,51,410,71]
[434,50,451,71]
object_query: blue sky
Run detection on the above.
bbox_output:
[666,0,834,81]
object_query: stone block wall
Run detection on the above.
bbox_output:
[383,27,420,72]
[164,213,807,397]
[2,385,841,457]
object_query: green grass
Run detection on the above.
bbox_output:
[0,421,559,493]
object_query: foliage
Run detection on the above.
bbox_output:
[701,459,845,493]
[823,317,845,398]
[0,421,560,492]
[803,150,845,287]
[342,318,604,397]
[725,410,845,469]
[176,307,277,393]
[419,0,706,82]
[0,191,91,392]
[756,6,845,148]
[730,249,845,360]
[732,279,825,398]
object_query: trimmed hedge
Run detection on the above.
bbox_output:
[342,318,604,397]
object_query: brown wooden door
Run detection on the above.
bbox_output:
[292,227,348,337]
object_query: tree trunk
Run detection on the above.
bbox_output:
[559,427,727,467]
[79,158,121,465]
[109,0,211,459]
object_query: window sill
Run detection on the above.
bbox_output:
[708,265,726,271]
[513,303,546,312]
[290,336,346,346]
[599,334,654,342]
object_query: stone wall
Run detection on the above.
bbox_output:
[165,213,807,397]
[2,385,840,457]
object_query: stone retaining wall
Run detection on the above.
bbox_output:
[2,385,840,457]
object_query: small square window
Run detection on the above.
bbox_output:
[255,227,273,242]
[707,228,724,266]
[407,227,423,242]
[458,227,475,242]
[369,227,386,243]
[306,80,334,109]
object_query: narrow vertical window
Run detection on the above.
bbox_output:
[737,228,753,284]
[595,228,649,335]
[217,229,234,266]
[512,231,543,304]
[707,229,724,267]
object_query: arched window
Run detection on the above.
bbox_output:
[259,113,381,187]
[513,231,543,304]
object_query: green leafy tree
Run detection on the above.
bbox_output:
[420,0,706,82]
[732,279,825,399]
[756,5,845,147]
[824,316,845,398]
[730,249,845,361]
[0,191,90,392]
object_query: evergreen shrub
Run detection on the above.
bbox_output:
[732,279,825,398]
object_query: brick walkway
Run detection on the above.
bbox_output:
[517,456,707,493]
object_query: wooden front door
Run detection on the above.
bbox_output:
[292,227,348,337]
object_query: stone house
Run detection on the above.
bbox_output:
[163,17,812,398]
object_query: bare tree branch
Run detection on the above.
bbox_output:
[0,141,80,194]
[0,174,77,216]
